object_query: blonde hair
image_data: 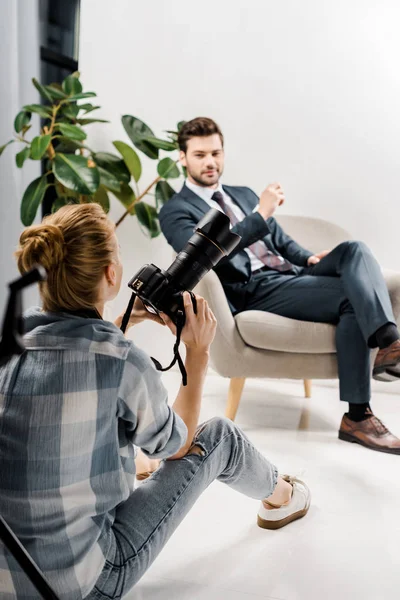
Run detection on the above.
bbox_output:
[15,203,117,312]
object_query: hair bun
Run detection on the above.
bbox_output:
[16,224,66,274]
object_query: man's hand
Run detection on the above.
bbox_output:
[307,250,330,266]
[114,297,166,330]
[258,183,285,219]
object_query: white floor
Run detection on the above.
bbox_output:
[125,372,400,600]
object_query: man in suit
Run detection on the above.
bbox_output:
[159,117,400,454]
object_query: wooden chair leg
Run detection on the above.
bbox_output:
[225,377,246,421]
[303,379,312,398]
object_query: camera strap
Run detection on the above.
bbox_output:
[150,308,188,385]
[120,292,197,386]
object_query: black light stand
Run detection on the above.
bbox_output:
[0,267,61,599]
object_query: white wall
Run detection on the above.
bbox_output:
[79,0,400,359]
[0,0,40,313]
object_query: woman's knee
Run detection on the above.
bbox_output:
[203,416,237,435]
[193,416,238,450]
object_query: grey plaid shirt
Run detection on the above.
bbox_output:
[0,308,187,599]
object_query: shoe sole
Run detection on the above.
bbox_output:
[257,506,310,530]
[338,430,400,455]
[373,363,400,381]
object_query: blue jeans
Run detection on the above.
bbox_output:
[86,417,278,599]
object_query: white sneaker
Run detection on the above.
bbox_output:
[257,475,311,530]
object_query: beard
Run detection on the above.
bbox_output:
[187,166,222,187]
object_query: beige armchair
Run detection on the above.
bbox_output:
[193,215,400,421]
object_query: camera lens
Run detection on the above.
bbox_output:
[165,209,240,292]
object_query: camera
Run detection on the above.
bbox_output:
[127,209,241,323]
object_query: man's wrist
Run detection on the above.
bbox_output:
[257,207,271,220]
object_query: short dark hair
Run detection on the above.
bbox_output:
[178,117,224,152]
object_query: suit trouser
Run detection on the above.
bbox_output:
[244,241,396,404]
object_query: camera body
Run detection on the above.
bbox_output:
[127,209,241,323]
[128,263,186,321]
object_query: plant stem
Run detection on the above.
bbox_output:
[45,103,62,161]
[115,175,162,228]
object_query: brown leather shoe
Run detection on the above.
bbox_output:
[373,339,400,381]
[339,413,400,454]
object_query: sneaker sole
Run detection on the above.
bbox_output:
[257,506,309,530]
[338,430,400,455]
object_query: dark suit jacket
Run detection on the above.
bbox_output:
[159,183,313,313]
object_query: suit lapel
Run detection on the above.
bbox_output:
[179,183,211,215]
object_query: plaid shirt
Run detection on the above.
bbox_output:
[0,308,187,599]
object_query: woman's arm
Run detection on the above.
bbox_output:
[167,348,209,459]
[116,292,216,461]
[161,292,217,460]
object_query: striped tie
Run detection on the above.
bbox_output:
[211,191,293,272]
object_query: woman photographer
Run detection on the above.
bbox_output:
[0,203,310,599]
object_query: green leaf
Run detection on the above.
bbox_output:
[93,185,110,213]
[94,152,130,184]
[62,74,83,95]
[30,134,52,160]
[15,146,31,168]
[58,123,87,140]
[135,202,161,238]
[121,115,159,159]
[98,166,121,193]
[177,121,187,131]
[53,153,100,194]
[0,140,15,156]
[68,92,97,101]
[62,104,80,120]
[113,140,142,182]
[157,157,180,179]
[145,136,177,151]
[20,175,48,226]
[44,84,68,99]
[78,104,101,114]
[76,118,109,125]
[32,78,69,101]
[55,181,77,198]
[155,180,176,207]
[23,104,52,118]
[21,124,32,136]
[54,136,87,153]
[166,131,178,143]
[112,183,136,214]
[32,78,53,102]
[51,196,77,213]
[14,110,31,133]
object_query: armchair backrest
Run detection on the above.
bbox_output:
[276,215,351,255]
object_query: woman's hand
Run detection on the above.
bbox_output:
[114,297,165,330]
[161,292,217,352]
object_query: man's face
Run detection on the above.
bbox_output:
[180,134,224,188]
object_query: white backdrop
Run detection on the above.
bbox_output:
[0,0,40,311]
[79,0,400,360]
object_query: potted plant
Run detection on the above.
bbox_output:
[0,72,185,237]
